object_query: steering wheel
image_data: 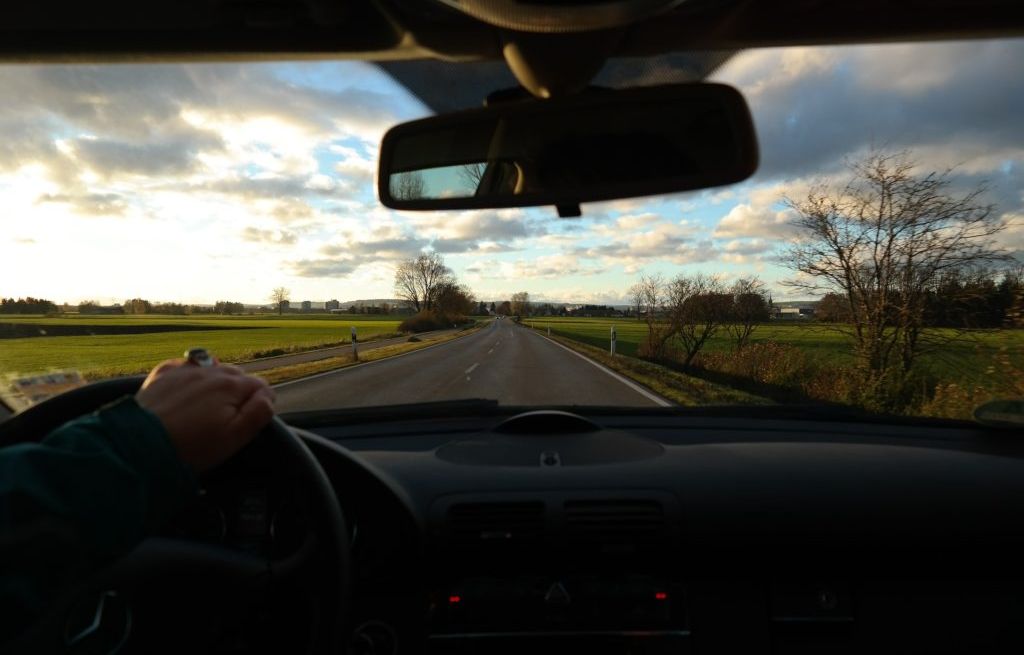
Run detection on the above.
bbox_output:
[0,376,351,654]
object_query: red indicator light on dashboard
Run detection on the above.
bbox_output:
[448,595,462,604]
[654,592,668,601]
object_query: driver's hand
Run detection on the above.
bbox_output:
[136,360,275,473]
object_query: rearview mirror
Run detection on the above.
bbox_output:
[377,83,758,212]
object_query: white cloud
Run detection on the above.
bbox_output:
[614,213,661,230]
[241,227,297,245]
[1001,212,1024,257]
[466,255,605,281]
[713,202,796,240]
[332,143,378,183]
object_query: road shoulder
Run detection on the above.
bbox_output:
[524,326,771,407]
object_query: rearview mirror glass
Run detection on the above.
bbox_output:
[378,83,758,211]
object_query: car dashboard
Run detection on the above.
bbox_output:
[217,406,1024,655]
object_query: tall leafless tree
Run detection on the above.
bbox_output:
[393,171,426,200]
[510,291,531,317]
[458,163,487,195]
[394,253,452,312]
[634,273,673,360]
[784,150,1008,376]
[628,281,645,320]
[270,287,290,315]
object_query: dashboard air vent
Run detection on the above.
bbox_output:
[565,499,666,549]
[447,501,545,546]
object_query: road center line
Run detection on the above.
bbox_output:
[487,348,494,354]
[465,362,479,375]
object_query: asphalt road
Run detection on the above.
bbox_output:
[273,319,669,412]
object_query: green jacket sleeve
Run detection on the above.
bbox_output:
[0,396,199,641]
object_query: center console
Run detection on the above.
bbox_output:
[424,492,688,655]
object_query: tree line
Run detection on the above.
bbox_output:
[628,274,770,367]
[1,297,256,316]
[19,300,252,315]
[815,268,1022,329]
[0,297,58,314]
[116,299,246,315]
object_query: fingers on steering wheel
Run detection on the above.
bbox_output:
[226,373,270,395]
[151,358,187,375]
[229,388,276,437]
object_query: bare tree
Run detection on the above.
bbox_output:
[394,253,452,312]
[510,291,531,317]
[784,150,1008,377]
[628,281,645,320]
[393,171,426,201]
[458,163,487,195]
[634,273,673,359]
[726,277,770,350]
[666,273,730,368]
[270,287,290,315]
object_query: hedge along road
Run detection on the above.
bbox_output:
[273,318,671,412]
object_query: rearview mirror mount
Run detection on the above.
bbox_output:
[377,83,758,214]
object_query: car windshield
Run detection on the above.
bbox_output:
[1,39,1021,420]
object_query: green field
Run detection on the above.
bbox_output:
[0,314,403,380]
[524,317,1024,389]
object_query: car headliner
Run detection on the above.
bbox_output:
[1,1,1020,115]
[0,0,1021,62]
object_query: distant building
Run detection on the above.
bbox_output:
[301,300,312,311]
[775,306,815,319]
[325,299,340,311]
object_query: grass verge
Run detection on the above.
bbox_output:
[527,326,772,407]
[257,326,481,385]
[245,332,404,360]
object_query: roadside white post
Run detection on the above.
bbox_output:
[351,326,358,360]
[547,326,551,336]
[610,326,617,356]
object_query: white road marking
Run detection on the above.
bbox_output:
[487,348,494,354]
[532,332,672,407]
[465,363,479,375]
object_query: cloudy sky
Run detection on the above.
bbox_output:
[2,38,1022,306]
